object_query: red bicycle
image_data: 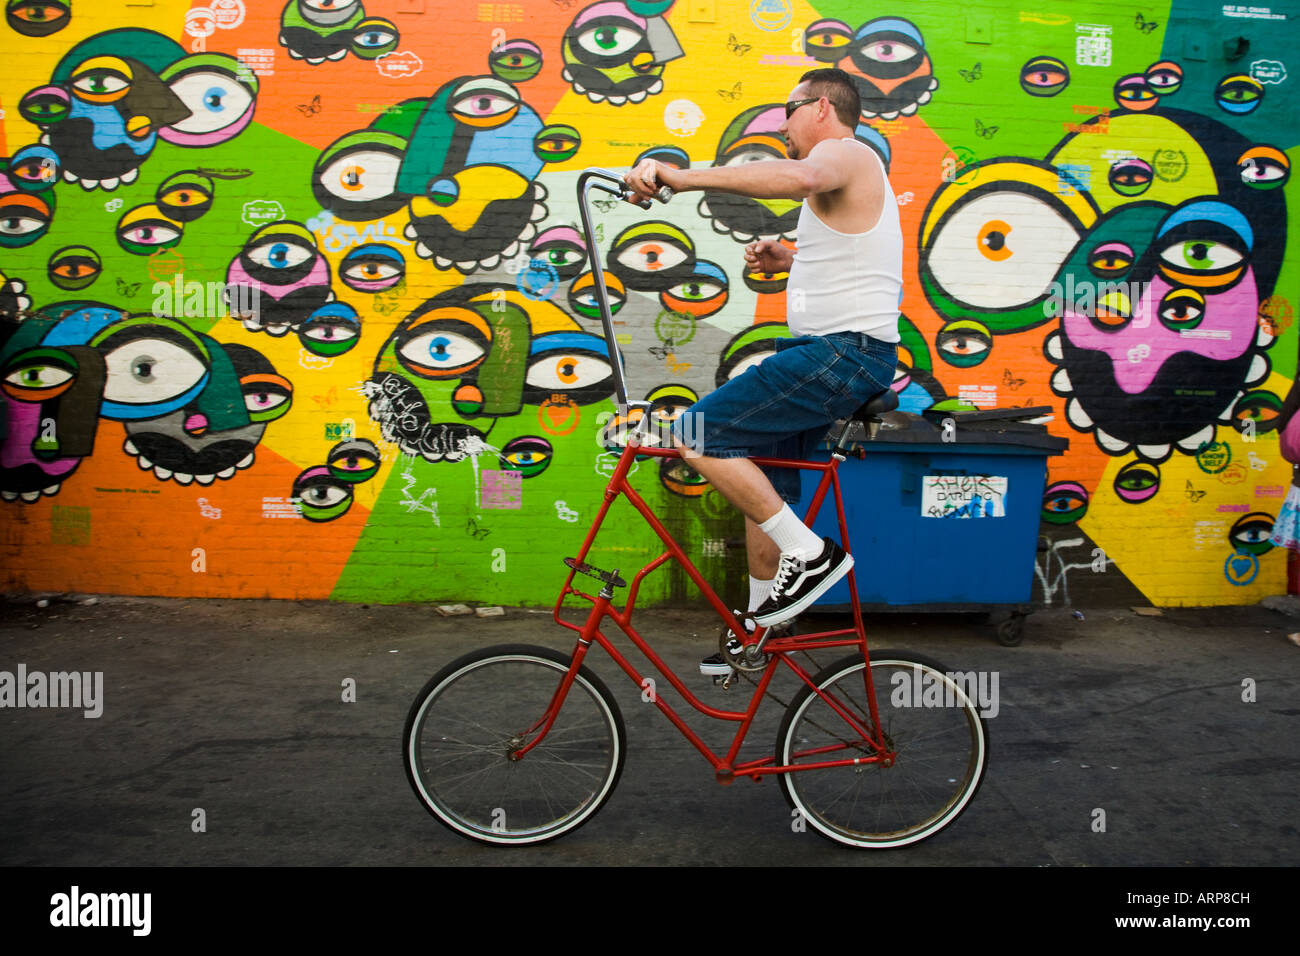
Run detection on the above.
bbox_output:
[402,170,989,848]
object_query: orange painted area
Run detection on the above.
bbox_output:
[4,418,368,599]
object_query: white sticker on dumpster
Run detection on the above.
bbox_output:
[922,475,1008,518]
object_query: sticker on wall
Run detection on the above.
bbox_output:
[1250,59,1287,84]
[663,99,704,137]
[376,51,422,78]
[1075,23,1112,67]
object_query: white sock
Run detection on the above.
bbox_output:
[758,505,823,560]
[748,575,775,613]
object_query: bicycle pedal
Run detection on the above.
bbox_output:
[562,557,626,588]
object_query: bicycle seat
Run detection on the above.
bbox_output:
[851,388,899,422]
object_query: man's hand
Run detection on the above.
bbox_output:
[743,239,793,275]
[624,159,683,203]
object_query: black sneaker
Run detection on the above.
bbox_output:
[700,612,752,676]
[752,538,852,628]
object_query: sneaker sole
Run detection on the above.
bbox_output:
[752,553,853,628]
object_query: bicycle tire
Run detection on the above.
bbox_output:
[404,644,626,845]
[776,650,989,848]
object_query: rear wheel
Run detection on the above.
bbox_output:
[776,650,989,848]
[404,644,625,845]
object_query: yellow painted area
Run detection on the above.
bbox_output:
[408,165,529,233]
[1081,383,1293,606]
[1051,115,1220,215]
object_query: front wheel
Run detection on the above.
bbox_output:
[404,644,626,845]
[776,650,989,848]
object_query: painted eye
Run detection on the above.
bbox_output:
[490,41,543,82]
[303,0,360,12]
[318,148,401,202]
[1229,513,1275,555]
[340,247,405,291]
[70,68,130,100]
[660,457,709,496]
[1158,288,1205,330]
[1216,75,1263,112]
[615,240,690,274]
[1239,148,1290,190]
[327,440,380,482]
[101,337,207,407]
[1145,63,1183,94]
[247,239,312,271]
[450,79,520,123]
[1233,390,1282,434]
[19,86,70,125]
[1160,239,1243,272]
[525,352,612,391]
[353,24,397,50]
[924,190,1083,310]
[576,22,645,57]
[861,40,917,62]
[722,146,782,167]
[498,436,553,478]
[8,2,71,28]
[1041,481,1088,523]
[0,208,50,241]
[299,305,360,357]
[166,70,254,136]
[1020,57,1069,96]
[568,272,625,319]
[803,19,853,61]
[1088,242,1134,278]
[240,374,293,422]
[1113,462,1160,503]
[534,124,581,162]
[47,246,102,289]
[9,146,60,189]
[935,321,992,367]
[660,263,728,318]
[156,172,216,222]
[1114,75,1156,106]
[293,468,354,523]
[398,321,489,378]
[2,349,77,401]
[116,207,183,255]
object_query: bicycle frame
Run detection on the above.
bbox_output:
[524,434,889,782]
[510,166,891,784]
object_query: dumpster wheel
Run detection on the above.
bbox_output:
[996,613,1027,647]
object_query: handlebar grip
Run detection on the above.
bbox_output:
[655,185,674,204]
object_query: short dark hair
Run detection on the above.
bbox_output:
[798,68,861,128]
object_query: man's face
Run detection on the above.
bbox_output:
[778,84,815,160]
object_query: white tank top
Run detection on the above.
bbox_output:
[785,139,902,342]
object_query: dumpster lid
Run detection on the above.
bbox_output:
[833,406,1070,453]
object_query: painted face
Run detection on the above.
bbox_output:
[1,343,104,502]
[118,339,292,485]
[805,17,936,120]
[367,285,615,463]
[698,105,801,242]
[226,221,333,335]
[22,31,256,189]
[315,78,549,272]
[561,1,679,105]
[1047,200,1269,460]
[280,0,366,64]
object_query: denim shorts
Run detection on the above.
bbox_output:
[671,331,898,504]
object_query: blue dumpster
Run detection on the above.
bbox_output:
[798,406,1068,644]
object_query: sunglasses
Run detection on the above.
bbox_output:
[784,96,821,119]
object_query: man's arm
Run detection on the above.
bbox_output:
[626,139,858,202]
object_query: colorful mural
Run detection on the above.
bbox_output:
[1,0,1296,607]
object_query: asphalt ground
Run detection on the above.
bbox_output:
[0,594,1295,935]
